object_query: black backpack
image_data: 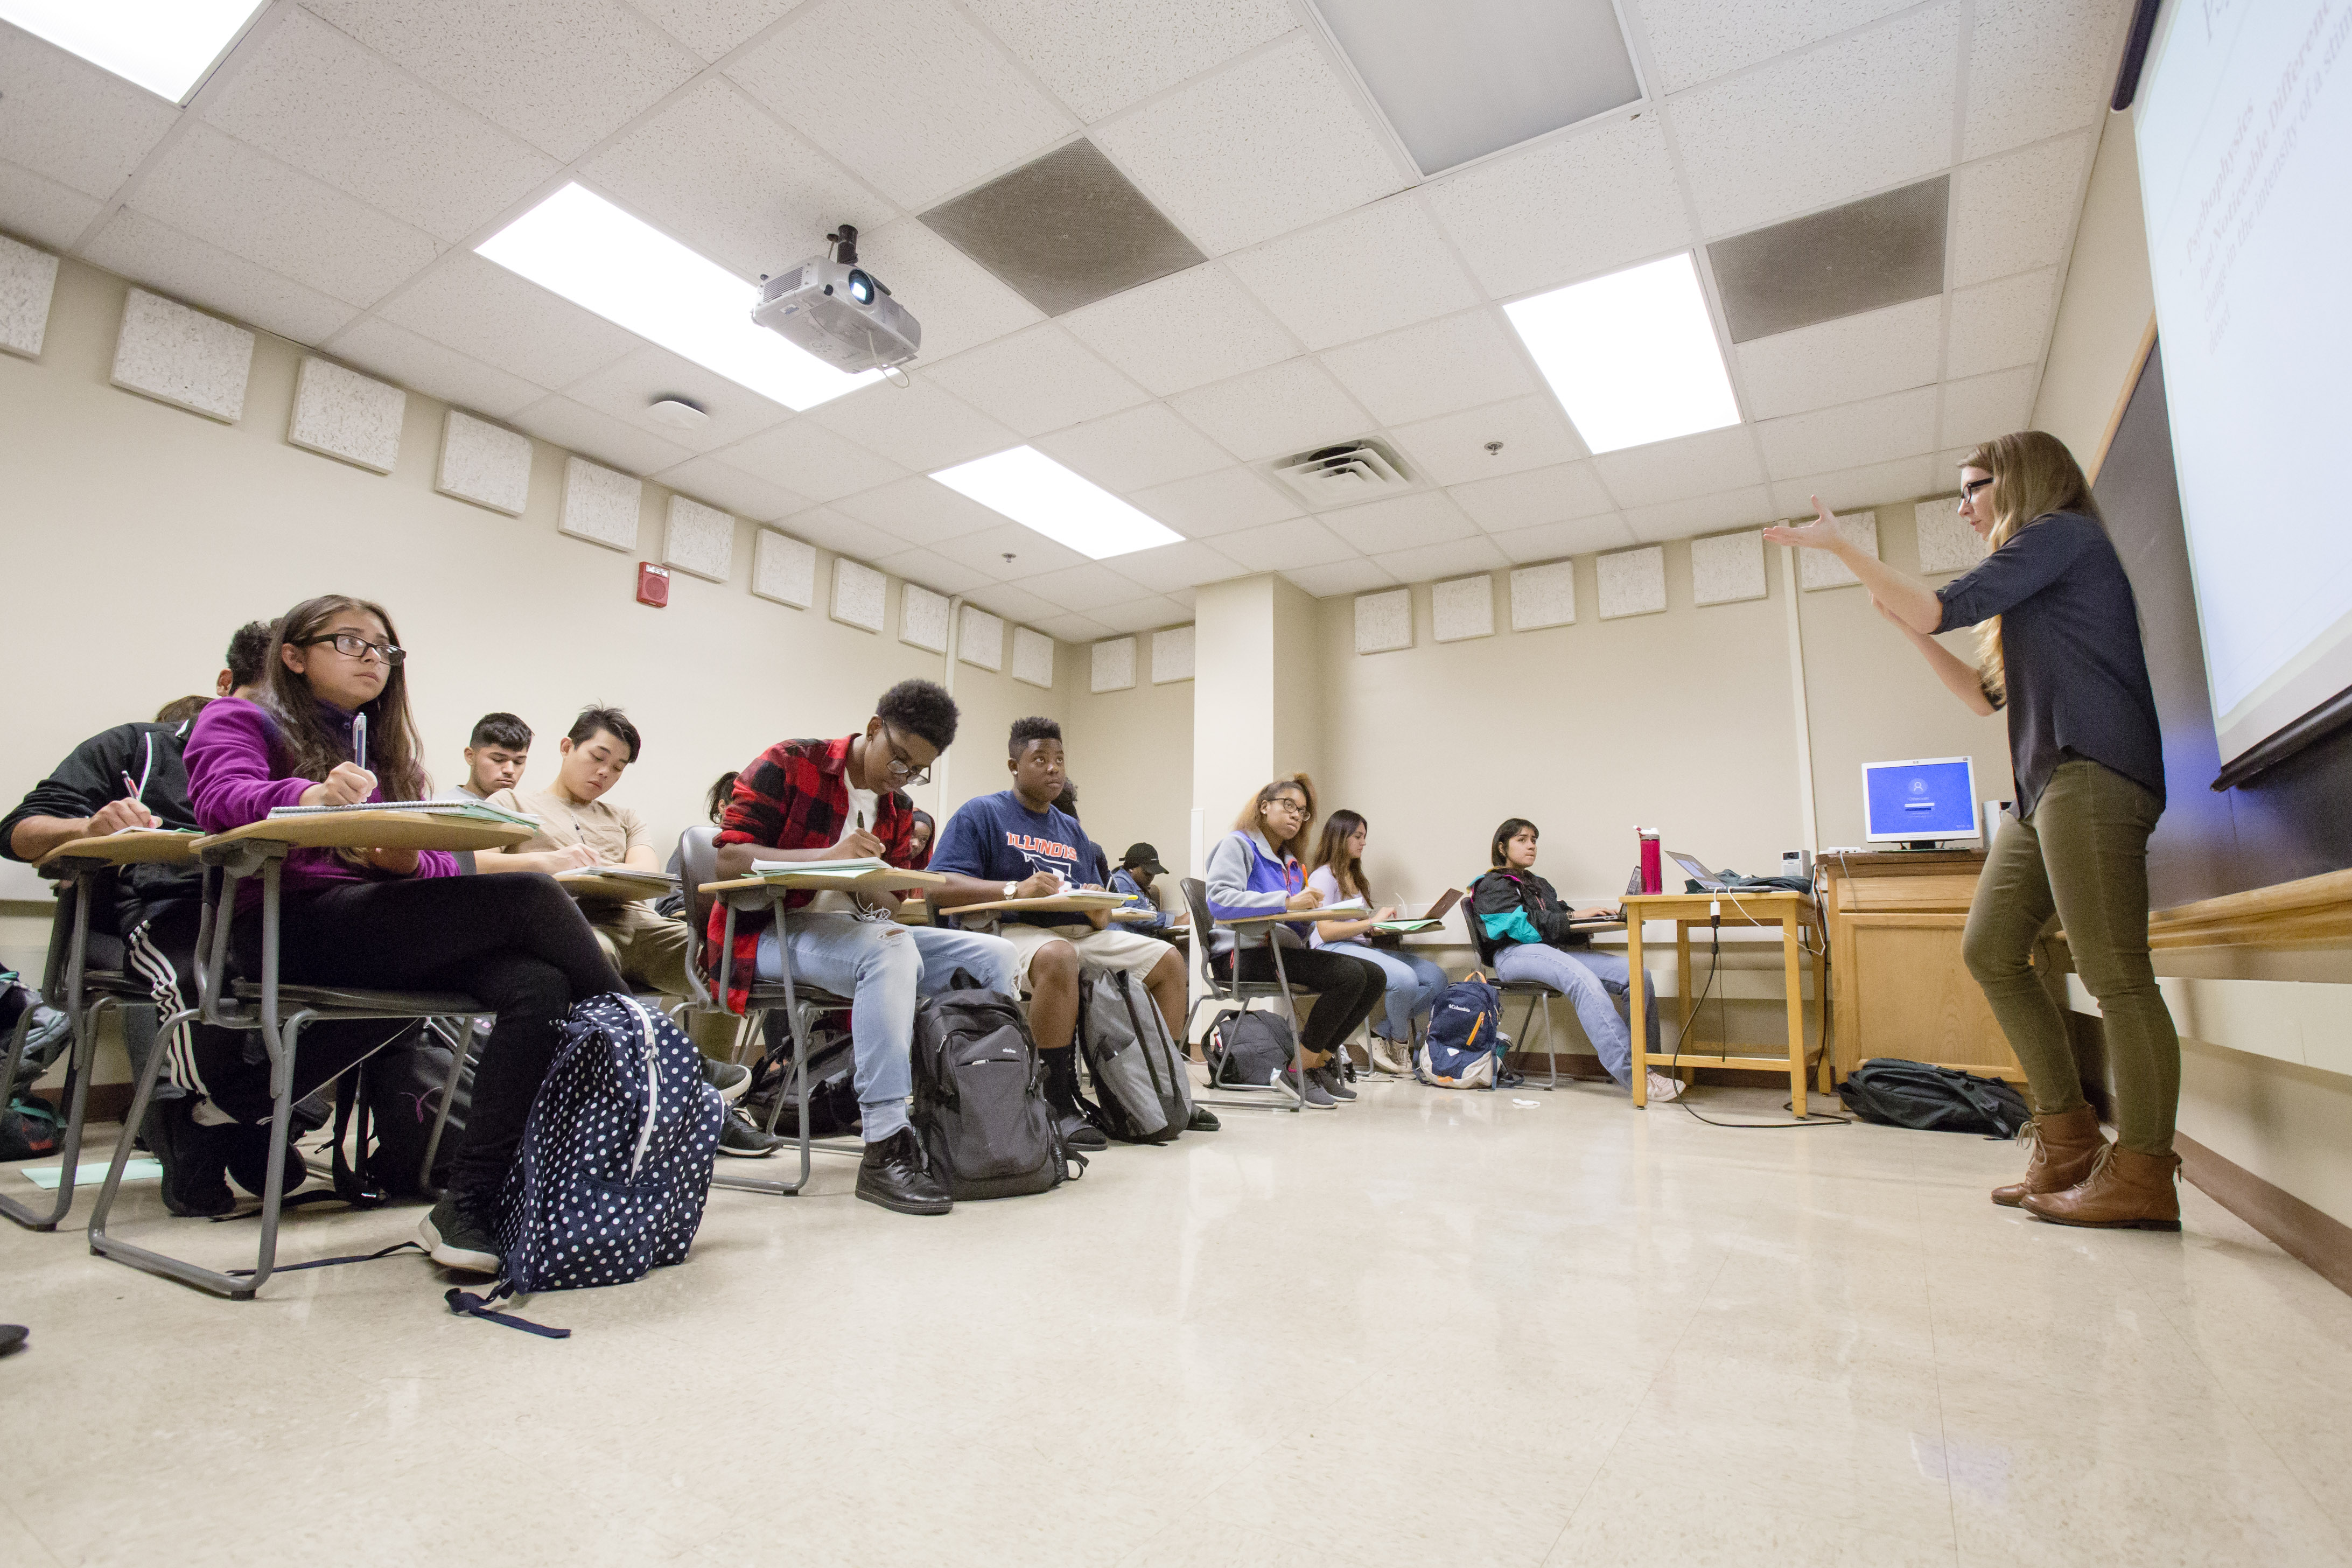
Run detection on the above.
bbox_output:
[1204,1009,1296,1089]
[1836,1059,2029,1137]
[1075,968,1192,1144]
[748,1017,861,1138]
[911,971,1081,1200]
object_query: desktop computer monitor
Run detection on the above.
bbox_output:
[1861,757,1979,847]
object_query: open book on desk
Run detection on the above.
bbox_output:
[741,856,893,883]
[265,799,542,830]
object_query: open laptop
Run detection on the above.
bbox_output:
[1665,850,1741,892]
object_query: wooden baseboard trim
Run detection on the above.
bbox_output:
[2178,1131,2352,1298]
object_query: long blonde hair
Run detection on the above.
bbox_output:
[1959,431,2102,704]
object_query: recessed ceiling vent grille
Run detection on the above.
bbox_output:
[1269,438,1415,506]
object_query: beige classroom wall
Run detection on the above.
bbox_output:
[1058,639,1193,891]
[2033,109,2156,461]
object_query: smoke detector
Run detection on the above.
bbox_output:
[1268,437,1415,506]
[647,396,709,430]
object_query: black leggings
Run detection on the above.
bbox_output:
[215,873,622,1203]
[1215,944,1387,1059]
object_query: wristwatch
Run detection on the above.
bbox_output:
[1003,880,1019,900]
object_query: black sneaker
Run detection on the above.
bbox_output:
[1054,1107,1109,1152]
[418,1198,501,1273]
[700,1057,752,1104]
[225,1126,309,1200]
[718,1105,785,1158]
[1185,1105,1220,1132]
[856,1127,951,1215]
[149,1097,237,1216]
[1310,1062,1357,1102]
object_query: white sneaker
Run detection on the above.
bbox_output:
[1645,1071,1685,1103]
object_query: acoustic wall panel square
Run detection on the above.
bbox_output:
[559,456,642,552]
[752,528,816,608]
[1092,636,1137,692]
[0,234,60,359]
[960,605,1005,670]
[437,411,533,516]
[1510,561,1576,631]
[1800,509,1879,590]
[1354,588,1412,654]
[1597,545,1666,620]
[664,495,735,583]
[1152,624,1194,683]
[1915,498,1985,574]
[831,557,887,633]
[1430,575,1494,643]
[901,582,950,652]
[1691,530,1767,606]
[110,288,253,423]
[1012,626,1055,689]
[288,357,405,474]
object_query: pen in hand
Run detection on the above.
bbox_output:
[353,712,368,776]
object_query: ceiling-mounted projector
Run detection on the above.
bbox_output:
[752,224,920,374]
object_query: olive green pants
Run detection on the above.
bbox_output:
[1962,758,2180,1153]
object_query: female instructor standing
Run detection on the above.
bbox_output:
[1766,430,2182,1230]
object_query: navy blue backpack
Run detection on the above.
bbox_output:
[1416,972,1504,1089]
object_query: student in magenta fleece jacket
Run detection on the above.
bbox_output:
[184,594,622,1277]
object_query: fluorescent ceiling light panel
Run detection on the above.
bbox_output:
[932,447,1183,561]
[1,0,266,101]
[477,183,877,412]
[1505,252,1742,454]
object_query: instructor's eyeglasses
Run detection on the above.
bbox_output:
[1959,477,1994,504]
[303,633,405,666]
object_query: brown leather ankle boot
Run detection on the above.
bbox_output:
[1991,1104,2106,1207]
[2021,1145,2183,1231]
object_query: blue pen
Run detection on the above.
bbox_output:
[353,712,368,775]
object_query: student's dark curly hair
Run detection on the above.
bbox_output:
[223,620,275,692]
[1490,817,1539,866]
[470,712,531,751]
[875,678,958,753]
[1009,715,1062,758]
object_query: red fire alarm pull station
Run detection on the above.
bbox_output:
[636,562,670,608]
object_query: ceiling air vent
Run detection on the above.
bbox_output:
[1269,438,1415,507]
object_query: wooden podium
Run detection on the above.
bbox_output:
[1819,850,2023,1082]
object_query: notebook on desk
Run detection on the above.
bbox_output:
[265,800,541,829]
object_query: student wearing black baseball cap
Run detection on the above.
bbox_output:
[1109,843,1184,938]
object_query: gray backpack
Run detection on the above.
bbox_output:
[1075,968,1193,1145]
[911,971,1082,1200]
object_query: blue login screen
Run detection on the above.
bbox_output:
[1864,759,1976,839]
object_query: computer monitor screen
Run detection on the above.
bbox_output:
[1861,757,1978,844]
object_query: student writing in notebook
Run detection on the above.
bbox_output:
[1305,810,1448,1076]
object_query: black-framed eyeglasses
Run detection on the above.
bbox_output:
[1961,476,1995,501]
[878,725,932,787]
[304,633,405,666]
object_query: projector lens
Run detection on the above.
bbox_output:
[847,269,874,305]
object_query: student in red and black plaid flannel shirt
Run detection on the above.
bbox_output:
[712,680,1017,1217]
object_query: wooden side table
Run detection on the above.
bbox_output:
[1623,890,1826,1114]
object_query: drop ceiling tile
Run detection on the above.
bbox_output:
[327,317,545,416]
[380,252,640,387]
[965,0,1295,122]
[1756,385,1938,479]
[1391,395,1588,486]
[510,394,694,475]
[723,417,911,501]
[1665,3,1962,237]
[776,505,907,560]
[1735,296,1944,420]
[831,475,1005,545]
[1768,454,1940,516]
[1962,0,2130,160]
[855,216,1045,362]
[1622,485,1777,544]
[1489,513,1637,563]
[1059,262,1297,396]
[870,545,992,596]
[1945,267,2056,380]
[726,0,1075,211]
[1593,425,1765,507]
[0,26,180,198]
[1032,402,1228,493]
[1034,610,1117,641]
[1279,558,1397,598]
[1448,461,1616,531]
[580,79,894,284]
[653,454,811,521]
[128,124,442,309]
[1018,562,1150,612]
[1088,594,1192,634]
[1949,132,2094,289]
[1319,491,1476,556]
[1167,358,1373,463]
[932,521,1089,579]
[807,375,1017,472]
[561,345,795,453]
[1214,516,1358,572]
[1319,309,1536,428]
[1090,34,1408,255]
[1223,193,1482,352]
[1630,0,1915,93]
[1422,114,1690,300]
[922,323,1149,436]
[628,0,802,62]
[1129,464,1300,537]
[1938,366,2038,450]
[1371,534,1508,585]
[0,160,106,249]
[963,583,1062,623]
[201,9,558,244]
[1107,537,1249,594]
[81,210,357,344]
[304,0,701,162]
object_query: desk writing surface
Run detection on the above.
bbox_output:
[699,869,945,897]
[942,892,1132,916]
[554,869,675,903]
[1217,907,1362,927]
[36,830,201,867]
[197,810,535,854]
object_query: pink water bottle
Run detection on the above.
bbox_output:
[1637,829,1662,894]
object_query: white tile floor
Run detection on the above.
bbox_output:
[5,1076,2351,1567]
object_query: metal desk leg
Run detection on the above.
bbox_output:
[1629,916,1649,1107]
[1265,938,1305,1112]
[716,894,810,1196]
[1,870,96,1229]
